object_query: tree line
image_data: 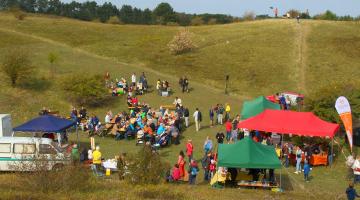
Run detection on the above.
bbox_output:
[0,0,239,25]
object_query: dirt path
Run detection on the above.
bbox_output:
[295,22,310,94]
[0,27,246,100]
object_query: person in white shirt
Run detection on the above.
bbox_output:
[88,148,93,160]
[105,112,112,124]
[347,153,356,179]
[193,108,201,132]
[173,97,182,108]
[131,73,136,86]
[352,156,360,183]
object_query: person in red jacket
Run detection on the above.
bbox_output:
[225,120,232,142]
[172,164,181,181]
[186,139,194,163]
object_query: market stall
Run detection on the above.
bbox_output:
[214,137,281,189]
[241,96,280,120]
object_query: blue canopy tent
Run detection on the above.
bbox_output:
[13,115,77,147]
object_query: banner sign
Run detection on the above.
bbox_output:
[335,96,353,151]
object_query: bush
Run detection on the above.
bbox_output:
[10,7,26,20]
[287,9,300,18]
[61,74,110,107]
[314,10,338,20]
[243,11,255,21]
[305,81,360,123]
[190,16,204,26]
[167,29,196,55]
[166,22,180,26]
[207,18,217,25]
[125,145,170,185]
[107,16,123,24]
[1,49,34,87]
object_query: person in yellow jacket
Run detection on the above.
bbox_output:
[92,146,103,176]
[225,103,231,121]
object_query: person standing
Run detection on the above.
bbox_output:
[189,159,199,185]
[186,140,194,163]
[183,76,189,93]
[225,119,232,142]
[193,108,202,132]
[177,151,186,180]
[92,146,103,176]
[216,132,225,144]
[295,146,303,174]
[201,153,211,182]
[209,107,214,127]
[184,107,190,128]
[225,103,231,121]
[203,136,213,155]
[352,156,360,184]
[283,143,290,168]
[71,144,79,165]
[217,104,224,125]
[346,182,360,200]
[296,15,300,23]
[347,153,356,180]
[131,73,136,87]
[304,160,310,182]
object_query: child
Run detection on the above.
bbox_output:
[209,159,216,179]
[304,160,310,182]
[346,182,360,200]
[171,164,181,181]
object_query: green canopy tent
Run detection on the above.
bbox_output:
[240,96,280,120]
[217,137,281,169]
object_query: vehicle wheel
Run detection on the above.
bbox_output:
[52,163,64,171]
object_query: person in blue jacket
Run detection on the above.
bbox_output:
[346,182,360,200]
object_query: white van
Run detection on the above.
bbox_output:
[0,137,70,171]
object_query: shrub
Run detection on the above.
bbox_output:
[107,16,123,24]
[314,10,338,20]
[166,21,179,26]
[190,16,204,26]
[287,9,300,18]
[1,49,34,87]
[305,81,360,123]
[61,74,110,107]
[207,18,217,25]
[167,29,196,55]
[10,7,26,20]
[243,11,255,21]
[125,145,170,185]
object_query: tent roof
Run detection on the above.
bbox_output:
[241,96,280,120]
[13,115,75,133]
[238,109,340,138]
[218,137,281,169]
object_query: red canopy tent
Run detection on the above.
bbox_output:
[237,109,340,138]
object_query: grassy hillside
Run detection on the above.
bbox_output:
[0,12,359,199]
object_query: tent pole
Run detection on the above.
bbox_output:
[280,134,283,190]
[76,126,80,150]
[331,137,334,167]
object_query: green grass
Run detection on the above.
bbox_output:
[0,12,359,199]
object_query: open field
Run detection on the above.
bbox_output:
[0,12,359,199]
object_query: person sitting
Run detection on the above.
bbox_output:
[171,164,181,182]
[39,107,49,115]
[79,107,87,119]
[157,123,166,135]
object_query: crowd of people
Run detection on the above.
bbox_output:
[106,72,148,96]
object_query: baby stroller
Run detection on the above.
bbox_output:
[136,130,145,145]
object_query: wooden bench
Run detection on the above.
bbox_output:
[161,105,176,110]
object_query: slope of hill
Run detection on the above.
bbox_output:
[0,12,358,200]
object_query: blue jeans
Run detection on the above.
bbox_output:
[304,173,309,181]
[226,131,231,141]
[284,155,289,168]
[328,155,333,166]
[189,175,197,185]
[354,175,360,184]
[296,158,302,172]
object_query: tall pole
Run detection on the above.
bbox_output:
[225,75,229,95]
[280,134,283,190]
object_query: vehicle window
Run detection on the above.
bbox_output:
[39,144,57,154]
[14,144,36,154]
[0,143,11,153]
